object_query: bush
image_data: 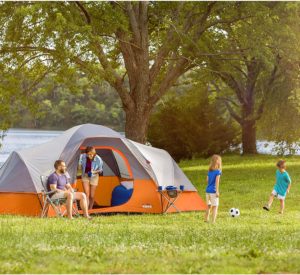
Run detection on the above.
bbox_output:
[148,87,239,161]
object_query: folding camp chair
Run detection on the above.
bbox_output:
[40,175,79,218]
[158,186,183,213]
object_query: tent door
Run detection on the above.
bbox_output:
[76,146,134,209]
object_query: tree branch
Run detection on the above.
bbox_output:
[217,96,240,108]
[22,65,55,96]
[192,2,217,39]
[254,55,281,121]
[19,53,51,68]
[215,71,246,105]
[0,46,56,55]
[72,1,135,110]
[149,3,199,84]
[205,15,253,31]
[150,57,191,106]
[230,63,248,79]
[224,100,243,125]
[125,2,141,45]
[115,29,138,77]
[75,1,91,24]
[90,40,134,109]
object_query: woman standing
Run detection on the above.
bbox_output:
[79,146,103,209]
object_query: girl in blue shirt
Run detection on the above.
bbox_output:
[205,154,222,223]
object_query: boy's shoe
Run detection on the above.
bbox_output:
[263,205,270,211]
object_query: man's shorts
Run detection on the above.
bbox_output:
[206,193,219,207]
[51,192,67,200]
[272,190,286,200]
[82,173,99,186]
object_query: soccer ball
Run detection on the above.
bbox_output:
[229,208,240,217]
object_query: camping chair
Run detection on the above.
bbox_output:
[158,185,183,213]
[40,175,79,218]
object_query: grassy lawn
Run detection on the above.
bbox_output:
[0,155,299,273]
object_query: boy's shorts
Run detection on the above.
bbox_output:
[206,193,219,207]
[82,173,99,186]
[272,190,286,200]
[51,192,66,200]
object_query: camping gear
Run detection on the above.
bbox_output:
[0,124,206,216]
[111,184,134,206]
[158,185,182,213]
[165,185,177,198]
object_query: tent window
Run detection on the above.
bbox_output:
[102,161,116,176]
[95,149,119,177]
[79,148,131,178]
[113,150,130,178]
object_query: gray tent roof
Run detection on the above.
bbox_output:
[0,124,196,193]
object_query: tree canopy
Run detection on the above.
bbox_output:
[189,2,300,153]
[0,1,258,142]
[0,1,300,156]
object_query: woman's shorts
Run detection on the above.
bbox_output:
[272,190,286,200]
[206,193,219,207]
[82,173,99,186]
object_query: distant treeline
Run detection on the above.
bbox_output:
[13,75,125,131]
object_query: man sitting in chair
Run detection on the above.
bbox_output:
[47,160,91,220]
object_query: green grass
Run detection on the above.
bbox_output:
[0,155,299,273]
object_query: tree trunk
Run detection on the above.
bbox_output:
[241,120,257,154]
[124,106,151,143]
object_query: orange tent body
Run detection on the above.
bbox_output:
[0,180,206,216]
[0,124,207,216]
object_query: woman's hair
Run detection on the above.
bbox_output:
[277,159,286,169]
[209,154,222,171]
[85,146,95,154]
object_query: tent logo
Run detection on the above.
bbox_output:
[142,204,152,209]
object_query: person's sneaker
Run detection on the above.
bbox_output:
[263,205,270,211]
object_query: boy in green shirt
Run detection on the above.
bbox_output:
[263,160,292,214]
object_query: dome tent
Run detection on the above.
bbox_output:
[0,124,206,216]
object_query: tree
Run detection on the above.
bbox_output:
[202,2,300,153]
[13,72,125,130]
[0,1,252,142]
[257,59,300,155]
[148,83,239,160]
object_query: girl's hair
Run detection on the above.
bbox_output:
[85,146,95,154]
[277,159,286,169]
[209,154,222,171]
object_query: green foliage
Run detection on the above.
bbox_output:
[204,1,300,119]
[257,58,300,154]
[148,85,239,160]
[0,155,299,273]
[13,73,125,130]
[184,2,300,153]
[0,1,299,146]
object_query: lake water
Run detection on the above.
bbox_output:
[0,129,63,166]
[0,128,298,167]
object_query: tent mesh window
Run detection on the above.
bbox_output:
[79,149,131,179]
